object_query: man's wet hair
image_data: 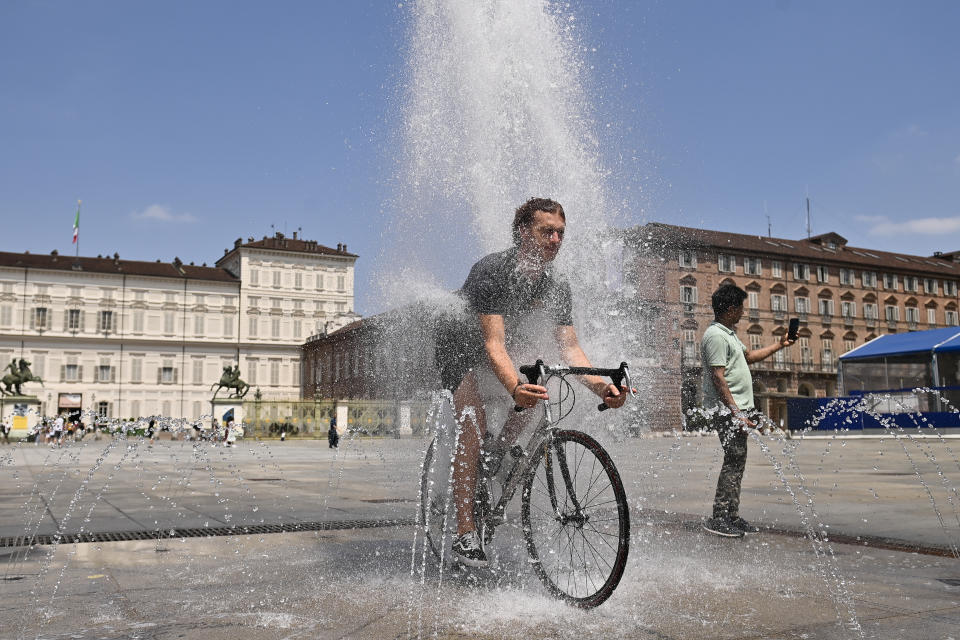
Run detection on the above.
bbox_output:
[712,284,747,317]
[512,197,565,246]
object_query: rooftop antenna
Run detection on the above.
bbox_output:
[764,200,771,237]
[806,196,812,238]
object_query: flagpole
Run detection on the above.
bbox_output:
[74,199,81,261]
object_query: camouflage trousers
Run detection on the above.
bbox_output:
[711,410,762,519]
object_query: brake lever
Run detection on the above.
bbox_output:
[597,363,634,412]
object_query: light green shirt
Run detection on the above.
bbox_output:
[700,321,754,411]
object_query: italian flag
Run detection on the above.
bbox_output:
[72,201,80,244]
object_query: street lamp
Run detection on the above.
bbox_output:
[254,387,262,436]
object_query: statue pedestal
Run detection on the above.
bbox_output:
[1,395,41,440]
[211,398,243,429]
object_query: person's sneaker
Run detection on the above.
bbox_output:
[731,516,760,534]
[452,531,488,567]
[702,517,745,538]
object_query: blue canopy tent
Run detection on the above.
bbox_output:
[839,326,960,414]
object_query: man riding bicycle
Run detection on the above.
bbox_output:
[436,197,629,567]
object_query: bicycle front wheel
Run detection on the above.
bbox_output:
[521,429,629,608]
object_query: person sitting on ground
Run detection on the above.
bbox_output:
[436,197,629,567]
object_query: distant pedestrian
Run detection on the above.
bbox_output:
[0,418,10,444]
[328,416,339,449]
[225,420,237,447]
[52,415,64,446]
[147,419,157,444]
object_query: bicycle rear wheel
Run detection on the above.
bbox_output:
[521,429,629,608]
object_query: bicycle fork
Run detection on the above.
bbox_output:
[542,434,588,526]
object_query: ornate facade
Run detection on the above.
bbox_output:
[624,223,960,428]
[0,232,358,421]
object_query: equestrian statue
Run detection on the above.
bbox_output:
[1,358,44,396]
[211,364,250,400]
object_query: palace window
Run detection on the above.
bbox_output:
[841,301,856,318]
[771,261,783,278]
[924,278,939,295]
[862,271,877,287]
[67,308,83,331]
[883,273,898,290]
[904,276,918,293]
[32,307,49,330]
[97,310,113,333]
[839,269,854,286]
[678,250,696,268]
[945,281,958,296]
[816,265,829,283]
[718,254,736,273]
[744,257,762,276]
[793,263,810,281]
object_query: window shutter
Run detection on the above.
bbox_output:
[157,368,162,384]
[60,365,65,382]
[63,310,69,331]
[29,310,35,329]
[96,312,101,333]
[77,365,83,381]
[111,366,116,382]
[173,368,178,383]
[81,312,85,331]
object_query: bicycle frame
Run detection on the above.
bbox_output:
[478,360,635,533]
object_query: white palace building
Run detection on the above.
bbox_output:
[0,232,358,422]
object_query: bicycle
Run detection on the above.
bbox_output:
[417,360,634,608]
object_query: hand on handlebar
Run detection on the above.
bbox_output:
[601,384,630,409]
[513,383,548,409]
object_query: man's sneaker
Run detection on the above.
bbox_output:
[452,531,488,567]
[702,517,745,538]
[731,516,760,534]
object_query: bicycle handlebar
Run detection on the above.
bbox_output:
[513,360,634,413]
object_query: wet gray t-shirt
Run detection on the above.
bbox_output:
[461,247,573,328]
[434,247,573,389]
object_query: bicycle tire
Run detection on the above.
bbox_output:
[521,429,629,608]
[419,436,454,566]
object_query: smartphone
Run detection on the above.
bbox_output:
[787,317,800,341]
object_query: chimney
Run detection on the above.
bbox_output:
[292,231,298,240]
[342,244,347,252]
[248,237,254,243]
[235,238,242,249]
[337,243,343,251]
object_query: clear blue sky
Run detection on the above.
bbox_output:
[2,1,958,314]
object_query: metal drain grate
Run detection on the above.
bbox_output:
[0,517,415,548]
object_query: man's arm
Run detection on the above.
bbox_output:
[710,366,755,428]
[555,325,627,408]
[745,333,795,364]
[478,314,548,408]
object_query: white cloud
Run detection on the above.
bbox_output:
[131,204,197,223]
[866,215,960,236]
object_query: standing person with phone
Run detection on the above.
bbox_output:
[700,284,795,538]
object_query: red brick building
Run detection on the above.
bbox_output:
[623,223,960,429]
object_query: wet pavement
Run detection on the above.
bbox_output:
[1,431,959,639]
